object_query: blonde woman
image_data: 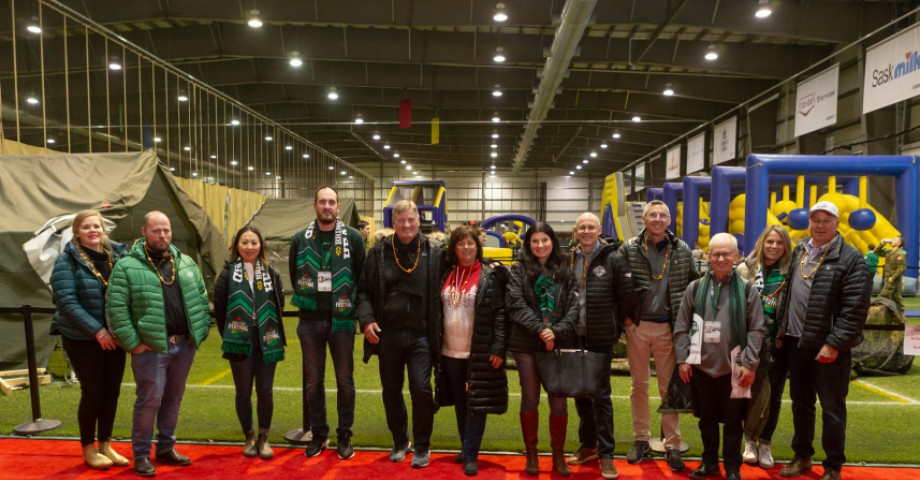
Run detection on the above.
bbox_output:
[50,210,129,469]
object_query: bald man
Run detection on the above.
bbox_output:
[108,211,211,477]
[566,212,636,480]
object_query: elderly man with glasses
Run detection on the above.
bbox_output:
[565,212,635,479]
[618,200,700,472]
[674,233,766,480]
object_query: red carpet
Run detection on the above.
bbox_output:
[1,438,916,479]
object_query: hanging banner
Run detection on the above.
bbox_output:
[686,132,706,174]
[666,145,681,179]
[795,64,839,137]
[712,117,737,165]
[863,23,920,114]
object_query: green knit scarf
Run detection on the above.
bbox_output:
[534,273,556,327]
[694,271,748,351]
[291,219,357,332]
[221,260,284,363]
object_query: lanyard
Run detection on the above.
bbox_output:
[709,279,722,313]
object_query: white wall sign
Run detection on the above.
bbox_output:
[666,145,681,179]
[686,132,706,174]
[712,117,737,165]
[863,23,920,114]
[795,63,839,137]
[906,325,920,355]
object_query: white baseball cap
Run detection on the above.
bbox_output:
[809,201,839,219]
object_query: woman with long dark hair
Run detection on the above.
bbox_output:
[436,225,509,476]
[213,225,286,459]
[50,210,129,470]
[505,222,578,477]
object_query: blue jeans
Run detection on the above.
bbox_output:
[130,339,196,459]
[441,356,488,460]
[228,337,278,434]
[512,351,567,415]
[378,330,434,450]
[574,347,615,458]
[788,340,851,472]
[297,319,356,439]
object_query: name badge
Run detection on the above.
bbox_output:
[703,321,722,344]
[317,271,332,292]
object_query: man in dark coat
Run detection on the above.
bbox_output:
[776,201,871,480]
[357,200,443,469]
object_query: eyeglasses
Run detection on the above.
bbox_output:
[576,224,599,232]
[710,251,737,260]
[645,212,670,220]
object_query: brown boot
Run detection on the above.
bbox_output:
[550,414,571,477]
[98,440,130,467]
[82,444,114,470]
[520,411,539,476]
[257,432,274,459]
[243,431,258,457]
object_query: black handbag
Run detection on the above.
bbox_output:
[535,344,608,398]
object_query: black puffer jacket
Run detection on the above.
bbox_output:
[776,234,871,350]
[436,261,509,415]
[571,242,637,348]
[619,228,700,323]
[505,262,579,352]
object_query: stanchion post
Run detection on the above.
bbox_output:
[13,304,62,435]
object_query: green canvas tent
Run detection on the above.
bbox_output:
[0,150,227,370]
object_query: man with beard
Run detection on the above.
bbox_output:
[566,212,635,479]
[107,211,211,477]
[357,200,443,469]
[293,185,366,460]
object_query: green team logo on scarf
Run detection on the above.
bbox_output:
[220,260,285,363]
[292,219,357,332]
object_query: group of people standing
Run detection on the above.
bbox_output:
[49,191,870,480]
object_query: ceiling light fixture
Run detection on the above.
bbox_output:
[26,17,41,34]
[265,171,272,176]
[590,151,597,158]
[569,171,575,175]
[600,143,608,149]
[192,172,198,177]
[264,135,273,141]
[576,165,582,170]
[230,119,240,126]
[492,84,503,97]
[493,47,506,63]
[285,145,293,151]
[302,153,310,159]
[372,133,381,140]
[490,164,496,169]
[327,87,339,100]
[612,131,621,139]
[492,114,501,123]
[490,152,498,158]
[632,115,642,123]
[755,0,772,18]
[393,153,400,158]
[247,9,263,28]
[153,136,162,143]
[210,154,217,159]
[663,83,674,96]
[230,160,239,166]
[46,138,56,144]
[400,160,407,164]
[405,165,412,171]
[248,165,255,171]
[183,146,191,152]
[177,90,189,102]
[491,144,498,149]
[341,170,347,175]
[354,114,364,125]
[169,167,176,172]
[328,165,334,170]
[583,159,589,164]
[492,132,499,139]
[383,144,391,150]
[493,3,508,22]
[108,56,122,71]
[26,96,39,105]
[705,44,719,61]
[288,51,303,68]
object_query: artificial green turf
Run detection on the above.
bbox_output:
[2,316,918,465]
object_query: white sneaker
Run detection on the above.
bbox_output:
[758,443,774,469]
[742,440,758,465]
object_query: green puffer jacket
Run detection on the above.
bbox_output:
[107,239,211,353]
[50,240,127,340]
[619,228,700,323]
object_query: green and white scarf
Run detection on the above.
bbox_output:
[693,271,748,351]
[291,218,357,332]
[221,259,284,363]
[754,264,784,338]
[534,273,556,327]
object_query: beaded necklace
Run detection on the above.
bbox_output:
[448,264,475,307]
[569,246,596,289]
[391,235,421,274]
[799,244,831,280]
[75,242,113,287]
[644,235,670,281]
[144,243,176,286]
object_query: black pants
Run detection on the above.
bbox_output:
[228,337,278,434]
[441,356,488,459]
[573,347,616,458]
[787,339,851,472]
[759,341,790,443]
[62,336,127,445]
[691,368,745,474]
[378,330,434,451]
